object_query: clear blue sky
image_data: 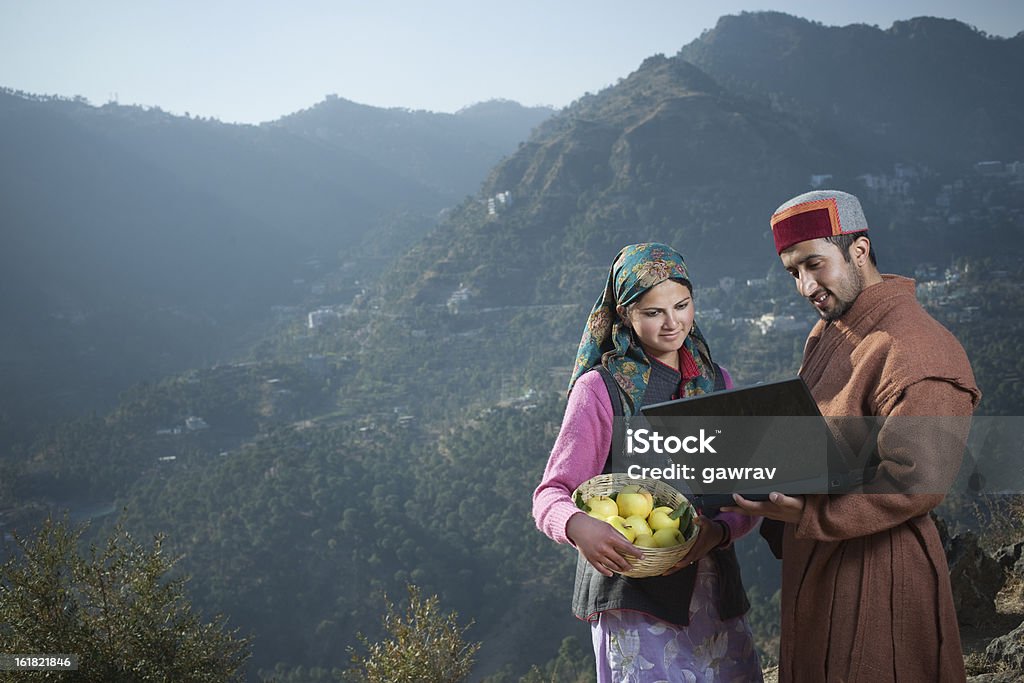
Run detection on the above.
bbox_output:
[1,0,1021,124]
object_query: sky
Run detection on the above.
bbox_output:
[1,1,1022,124]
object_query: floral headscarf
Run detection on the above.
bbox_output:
[568,243,716,416]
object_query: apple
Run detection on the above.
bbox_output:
[652,528,685,547]
[634,534,659,548]
[616,486,654,518]
[624,515,653,538]
[605,515,637,542]
[585,495,619,519]
[648,506,681,531]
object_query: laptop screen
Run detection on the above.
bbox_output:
[632,378,872,503]
[642,377,823,418]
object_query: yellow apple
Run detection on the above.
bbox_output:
[624,515,653,538]
[605,515,636,542]
[585,495,619,519]
[616,486,654,518]
[648,506,680,531]
[652,528,685,547]
[634,534,659,548]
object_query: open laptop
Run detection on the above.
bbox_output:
[638,378,878,506]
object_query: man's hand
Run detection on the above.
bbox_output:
[723,492,805,524]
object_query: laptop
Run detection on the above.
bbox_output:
[638,378,877,506]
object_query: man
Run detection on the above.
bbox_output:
[726,190,980,682]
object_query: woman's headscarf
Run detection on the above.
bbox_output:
[568,243,716,415]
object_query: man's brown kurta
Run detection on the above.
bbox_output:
[772,275,980,682]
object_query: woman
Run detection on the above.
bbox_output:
[533,243,762,682]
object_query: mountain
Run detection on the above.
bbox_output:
[0,93,294,431]
[388,13,1024,317]
[0,89,551,434]
[273,96,554,199]
[677,12,1024,168]
[3,12,1023,682]
[386,53,841,312]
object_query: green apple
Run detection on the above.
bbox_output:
[585,495,619,519]
[624,515,653,538]
[648,506,681,531]
[616,486,654,518]
[652,528,685,547]
[634,534,659,548]
[605,515,637,542]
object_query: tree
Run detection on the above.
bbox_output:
[0,517,249,682]
[346,584,480,683]
[518,636,596,683]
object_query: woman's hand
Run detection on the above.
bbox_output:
[566,512,644,577]
[660,515,725,576]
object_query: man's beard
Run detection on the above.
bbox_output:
[819,263,865,322]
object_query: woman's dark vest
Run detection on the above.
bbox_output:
[571,360,751,626]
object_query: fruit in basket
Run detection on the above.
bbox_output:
[585,495,619,519]
[634,534,659,548]
[652,528,685,547]
[616,485,654,518]
[648,506,680,531]
[605,515,637,542]
[624,515,653,538]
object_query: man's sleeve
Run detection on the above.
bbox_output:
[795,379,974,542]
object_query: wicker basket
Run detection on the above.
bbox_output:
[572,473,700,578]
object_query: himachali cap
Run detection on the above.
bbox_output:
[770,190,869,254]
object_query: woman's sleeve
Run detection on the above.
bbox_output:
[532,372,614,545]
[713,511,760,546]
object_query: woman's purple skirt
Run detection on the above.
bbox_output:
[590,557,763,682]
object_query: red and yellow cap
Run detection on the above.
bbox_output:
[770,190,869,254]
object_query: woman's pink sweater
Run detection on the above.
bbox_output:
[533,368,759,545]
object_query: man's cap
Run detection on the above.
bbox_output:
[770,190,869,254]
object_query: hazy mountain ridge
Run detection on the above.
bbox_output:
[273,96,554,199]
[0,91,302,430]
[0,88,549,433]
[677,13,1024,167]
[46,95,446,250]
